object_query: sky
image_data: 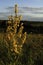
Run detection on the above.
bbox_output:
[0,0,43,21]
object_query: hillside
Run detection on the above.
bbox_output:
[0,20,43,33]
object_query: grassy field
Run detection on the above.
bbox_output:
[0,20,43,65]
[0,32,43,65]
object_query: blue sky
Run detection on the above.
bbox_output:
[0,0,43,7]
[0,0,43,8]
[0,0,43,21]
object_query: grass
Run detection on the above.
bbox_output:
[0,32,43,65]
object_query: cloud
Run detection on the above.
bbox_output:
[0,6,43,21]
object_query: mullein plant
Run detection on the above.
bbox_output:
[5,4,27,54]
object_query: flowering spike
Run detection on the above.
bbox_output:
[5,4,27,54]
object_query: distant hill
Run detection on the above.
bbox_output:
[0,20,43,34]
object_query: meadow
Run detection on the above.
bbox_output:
[0,31,43,65]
